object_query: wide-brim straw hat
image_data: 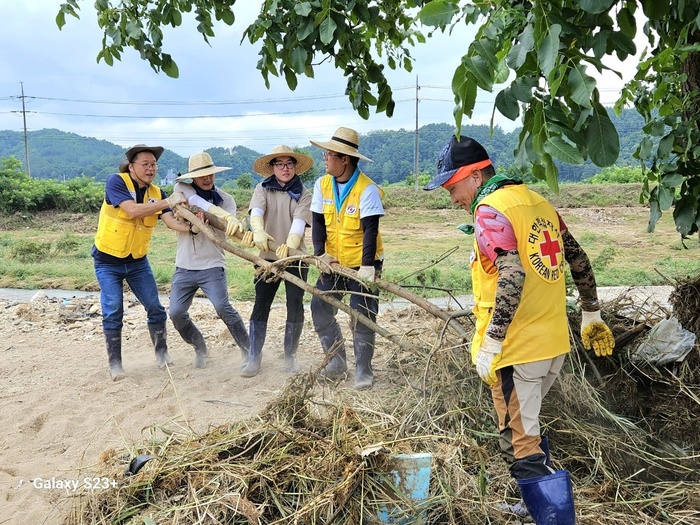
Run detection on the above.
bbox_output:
[124,144,164,162]
[252,145,314,177]
[310,127,372,162]
[174,152,231,181]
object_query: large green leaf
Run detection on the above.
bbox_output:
[463,55,493,91]
[543,136,585,165]
[418,0,459,28]
[567,63,596,106]
[495,88,520,120]
[578,0,616,14]
[506,24,534,70]
[319,16,336,45]
[586,103,619,166]
[538,24,561,78]
[673,195,698,237]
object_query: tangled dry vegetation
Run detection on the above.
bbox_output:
[67,283,700,525]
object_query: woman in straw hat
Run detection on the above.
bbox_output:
[168,152,250,369]
[239,145,314,377]
[309,127,385,390]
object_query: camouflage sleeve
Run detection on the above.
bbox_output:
[486,250,525,342]
[562,229,600,311]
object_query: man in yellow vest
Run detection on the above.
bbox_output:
[424,135,615,524]
[93,144,186,381]
[309,127,385,390]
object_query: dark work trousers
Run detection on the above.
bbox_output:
[310,260,383,339]
[250,261,308,324]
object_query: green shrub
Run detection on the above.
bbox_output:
[10,240,52,263]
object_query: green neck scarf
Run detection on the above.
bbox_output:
[457,174,523,235]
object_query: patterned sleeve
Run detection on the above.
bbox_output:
[562,228,600,311]
[475,206,524,342]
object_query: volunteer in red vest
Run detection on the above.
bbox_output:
[93,144,186,381]
[309,127,385,390]
[424,135,615,523]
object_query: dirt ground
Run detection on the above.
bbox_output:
[0,291,406,524]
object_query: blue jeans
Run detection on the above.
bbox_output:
[94,257,167,331]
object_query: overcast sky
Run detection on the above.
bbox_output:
[0,2,631,158]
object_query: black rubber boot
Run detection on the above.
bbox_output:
[353,330,375,390]
[241,320,266,378]
[179,322,208,369]
[225,316,251,368]
[148,322,173,368]
[283,321,304,373]
[105,329,125,381]
[317,323,347,378]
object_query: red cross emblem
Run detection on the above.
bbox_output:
[539,230,561,266]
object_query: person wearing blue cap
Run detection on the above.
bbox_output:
[425,135,615,523]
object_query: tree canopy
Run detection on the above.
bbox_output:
[57,0,700,238]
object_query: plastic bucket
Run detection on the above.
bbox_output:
[375,452,432,524]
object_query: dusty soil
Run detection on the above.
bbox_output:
[1,292,407,524]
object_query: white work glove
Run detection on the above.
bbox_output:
[165,191,187,208]
[207,205,243,238]
[316,253,338,274]
[580,310,615,357]
[475,335,503,386]
[357,265,376,282]
[249,215,274,251]
[275,233,302,259]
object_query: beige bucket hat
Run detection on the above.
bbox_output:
[309,127,372,162]
[252,145,314,177]
[174,152,231,181]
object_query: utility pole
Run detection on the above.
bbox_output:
[413,76,420,192]
[20,82,31,178]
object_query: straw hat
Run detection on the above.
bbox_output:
[174,152,231,182]
[124,143,164,162]
[252,145,314,177]
[310,127,372,162]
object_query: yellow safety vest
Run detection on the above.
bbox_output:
[471,184,569,368]
[319,173,384,267]
[94,172,162,259]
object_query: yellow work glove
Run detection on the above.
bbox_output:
[249,215,274,251]
[475,335,503,386]
[357,265,376,282]
[275,233,302,259]
[207,205,244,238]
[581,310,615,356]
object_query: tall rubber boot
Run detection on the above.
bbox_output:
[105,329,125,381]
[353,330,375,390]
[317,323,347,378]
[179,323,208,369]
[148,322,173,368]
[517,470,577,525]
[284,321,304,373]
[225,316,251,368]
[241,320,266,378]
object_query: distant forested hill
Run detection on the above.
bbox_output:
[0,108,644,184]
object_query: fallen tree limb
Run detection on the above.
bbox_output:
[176,206,418,352]
[195,208,470,341]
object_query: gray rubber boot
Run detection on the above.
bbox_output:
[353,330,375,390]
[148,322,173,368]
[179,322,208,369]
[317,323,347,378]
[105,329,125,381]
[283,321,304,373]
[241,320,266,378]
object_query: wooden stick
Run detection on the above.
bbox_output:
[176,207,417,352]
[193,207,470,340]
